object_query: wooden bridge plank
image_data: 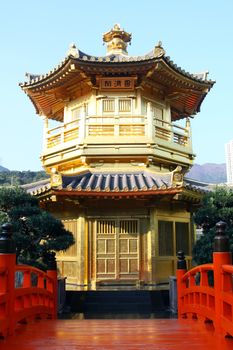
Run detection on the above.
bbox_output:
[1,319,232,349]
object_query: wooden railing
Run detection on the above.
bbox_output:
[44,116,191,150]
[47,119,79,148]
[177,221,233,338]
[86,115,145,137]
[0,223,57,338]
[154,118,190,147]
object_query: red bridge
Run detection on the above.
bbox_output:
[0,222,233,349]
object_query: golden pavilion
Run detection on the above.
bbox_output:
[20,24,214,289]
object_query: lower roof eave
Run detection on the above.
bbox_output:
[52,188,182,197]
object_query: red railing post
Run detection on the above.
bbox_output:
[0,223,16,337]
[46,252,58,319]
[176,251,187,318]
[213,221,232,335]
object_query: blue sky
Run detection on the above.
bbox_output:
[0,0,232,170]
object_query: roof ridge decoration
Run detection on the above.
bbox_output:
[172,166,184,187]
[154,41,166,58]
[25,72,40,81]
[67,43,79,58]
[103,23,131,56]
[50,171,62,188]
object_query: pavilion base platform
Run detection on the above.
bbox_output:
[64,285,170,318]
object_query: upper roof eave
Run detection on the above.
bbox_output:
[19,47,214,90]
[19,55,74,90]
[162,56,215,88]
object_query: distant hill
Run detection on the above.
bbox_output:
[0,165,9,172]
[0,170,49,186]
[187,163,227,184]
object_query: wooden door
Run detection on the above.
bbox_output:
[94,219,139,281]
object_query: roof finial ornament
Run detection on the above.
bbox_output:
[154,41,166,58]
[103,24,131,56]
[25,72,40,81]
[113,23,121,31]
[67,43,79,58]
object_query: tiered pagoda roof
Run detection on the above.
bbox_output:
[20,25,214,122]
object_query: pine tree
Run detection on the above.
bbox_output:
[193,187,233,265]
[0,187,74,270]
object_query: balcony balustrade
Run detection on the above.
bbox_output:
[47,119,79,149]
[154,118,189,147]
[44,115,191,154]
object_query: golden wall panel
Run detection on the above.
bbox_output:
[155,259,175,282]
[57,260,78,279]
[56,219,78,257]
[63,261,78,278]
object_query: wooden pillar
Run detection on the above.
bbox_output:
[78,105,86,142]
[76,212,86,285]
[149,208,157,283]
[185,117,192,149]
[42,116,49,151]
[146,102,154,140]
[84,219,89,285]
[136,87,142,115]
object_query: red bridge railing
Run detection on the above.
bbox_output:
[0,223,57,338]
[177,221,233,337]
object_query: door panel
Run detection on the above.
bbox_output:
[95,220,116,279]
[95,219,139,281]
[118,220,139,278]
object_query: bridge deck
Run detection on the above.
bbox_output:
[1,318,232,349]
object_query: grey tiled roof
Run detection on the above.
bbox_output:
[21,178,51,195]
[183,177,211,192]
[23,171,208,196]
[60,171,173,192]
